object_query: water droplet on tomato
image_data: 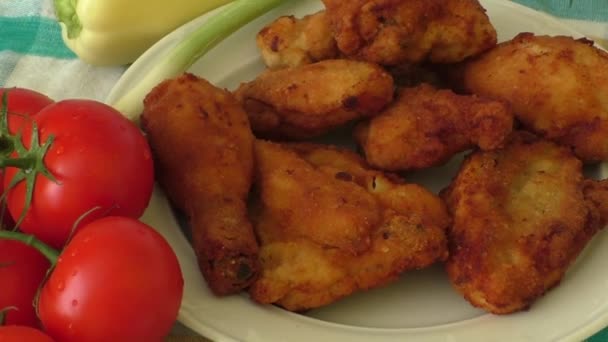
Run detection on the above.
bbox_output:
[71,270,78,277]
[70,251,77,257]
[143,150,151,160]
[55,146,64,155]
[71,299,78,307]
[57,282,65,291]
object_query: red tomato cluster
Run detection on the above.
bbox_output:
[0,88,184,342]
[0,240,50,327]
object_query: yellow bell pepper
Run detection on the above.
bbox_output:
[54,0,234,66]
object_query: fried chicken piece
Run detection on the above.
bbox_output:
[354,84,514,171]
[249,141,449,311]
[256,10,339,69]
[321,0,496,66]
[141,73,259,296]
[235,59,394,139]
[583,179,608,229]
[452,33,608,163]
[442,132,608,314]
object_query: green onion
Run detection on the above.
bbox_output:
[111,0,286,122]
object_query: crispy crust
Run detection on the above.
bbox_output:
[354,83,514,171]
[235,59,394,139]
[249,141,448,311]
[322,0,497,65]
[456,33,608,162]
[443,132,604,314]
[256,10,339,69]
[141,73,259,295]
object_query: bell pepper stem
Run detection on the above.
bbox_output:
[54,0,82,39]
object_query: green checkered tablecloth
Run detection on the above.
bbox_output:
[1,0,607,341]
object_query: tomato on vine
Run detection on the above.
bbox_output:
[0,240,50,327]
[0,325,55,342]
[0,217,184,342]
[0,87,53,120]
[0,88,54,228]
[1,98,154,248]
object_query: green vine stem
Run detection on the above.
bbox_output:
[0,91,57,228]
[0,230,59,264]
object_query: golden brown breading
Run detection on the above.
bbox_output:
[141,73,259,296]
[583,179,608,229]
[235,59,394,139]
[249,140,449,311]
[442,132,607,314]
[354,84,514,171]
[256,10,339,69]
[321,0,496,66]
[452,33,608,163]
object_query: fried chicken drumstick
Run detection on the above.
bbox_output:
[249,141,449,311]
[141,73,259,295]
[354,84,514,171]
[443,132,608,314]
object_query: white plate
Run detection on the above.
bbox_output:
[106,1,608,341]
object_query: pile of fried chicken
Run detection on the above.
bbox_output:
[140,0,608,315]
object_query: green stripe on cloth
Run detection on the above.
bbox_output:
[0,16,76,59]
[510,0,608,22]
[588,329,608,342]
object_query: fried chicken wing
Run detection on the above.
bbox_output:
[249,141,449,311]
[141,73,259,296]
[442,132,608,314]
[321,0,496,66]
[452,33,608,163]
[235,59,394,139]
[354,84,514,171]
[256,10,339,69]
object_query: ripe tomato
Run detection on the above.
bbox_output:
[0,88,53,228]
[38,217,183,342]
[0,240,50,327]
[0,326,54,342]
[0,87,53,118]
[4,100,154,248]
